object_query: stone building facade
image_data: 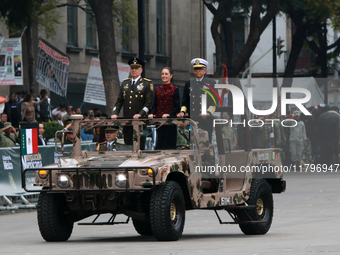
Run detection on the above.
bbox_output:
[1,0,207,114]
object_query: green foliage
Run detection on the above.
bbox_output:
[112,0,138,44]
[0,0,61,38]
[42,121,64,140]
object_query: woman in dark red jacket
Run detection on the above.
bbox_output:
[149,67,180,149]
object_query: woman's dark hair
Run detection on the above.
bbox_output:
[163,67,173,75]
[23,93,32,102]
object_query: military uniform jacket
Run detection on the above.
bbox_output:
[96,139,123,151]
[0,131,19,147]
[113,77,154,118]
[181,77,217,116]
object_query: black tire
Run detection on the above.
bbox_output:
[132,218,153,236]
[131,193,153,236]
[37,192,73,241]
[238,179,273,235]
[150,181,185,241]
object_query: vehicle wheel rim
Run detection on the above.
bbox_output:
[170,202,177,222]
[256,198,264,216]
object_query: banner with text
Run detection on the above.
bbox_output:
[83,58,130,105]
[35,38,70,97]
[0,37,23,85]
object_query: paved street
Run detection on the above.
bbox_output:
[1,172,340,255]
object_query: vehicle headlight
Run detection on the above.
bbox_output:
[116,173,127,187]
[57,174,70,188]
[38,170,48,179]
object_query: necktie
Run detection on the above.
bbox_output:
[40,135,45,145]
[132,80,135,88]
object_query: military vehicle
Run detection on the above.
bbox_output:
[24,115,286,241]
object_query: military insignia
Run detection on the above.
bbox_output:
[137,84,144,90]
[124,84,129,89]
[195,59,200,65]
[150,84,154,91]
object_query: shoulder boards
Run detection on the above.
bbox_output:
[98,142,106,144]
[143,78,152,82]
[117,141,125,145]
[123,78,131,81]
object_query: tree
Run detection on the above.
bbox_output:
[0,0,61,95]
[86,0,137,115]
[204,0,279,78]
[281,0,340,94]
[204,0,279,151]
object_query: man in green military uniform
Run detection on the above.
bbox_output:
[176,124,190,148]
[0,122,20,147]
[96,126,123,151]
[111,58,153,146]
[221,113,237,151]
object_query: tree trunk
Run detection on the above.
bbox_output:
[88,0,120,115]
[282,24,307,88]
[232,0,278,78]
[211,10,223,77]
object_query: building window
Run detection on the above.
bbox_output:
[122,25,130,51]
[67,2,77,46]
[156,0,163,54]
[86,4,96,48]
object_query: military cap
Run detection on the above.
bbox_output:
[65,129,73,133]
[191,58,208,68]
[2,122,13,130]
[63,119,73,125]
[88,112,94,116]
[105,126,119,133]
[128,57,144,68]
[293,111,300,116]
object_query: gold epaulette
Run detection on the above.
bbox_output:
[117,141,125,145]
[123,78,131,81]
[143,78,152,82]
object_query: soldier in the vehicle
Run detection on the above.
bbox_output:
[0,122,20,147]
[111,58,153,146]
[176,124,190,148]
[96,126,123,151]
[221,113,237,151]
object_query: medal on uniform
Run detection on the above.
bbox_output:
[137,84,144,90]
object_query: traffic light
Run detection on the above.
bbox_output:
[277,37,285,57]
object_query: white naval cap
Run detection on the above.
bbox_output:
[191,58,208,68]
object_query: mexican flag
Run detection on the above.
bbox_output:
[271,151,277,160]
[21,129,38,155]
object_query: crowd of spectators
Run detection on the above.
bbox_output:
[0,89,108,148]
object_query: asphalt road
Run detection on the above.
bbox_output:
[1,172,340,255]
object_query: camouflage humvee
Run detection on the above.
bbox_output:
[24,115,286,241]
